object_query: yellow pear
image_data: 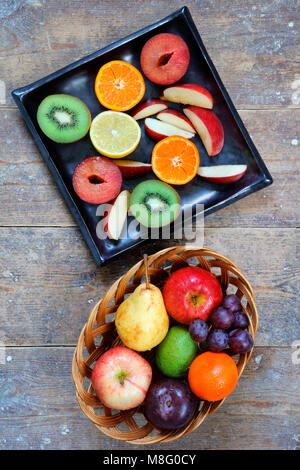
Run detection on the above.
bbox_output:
[115,282,169,352]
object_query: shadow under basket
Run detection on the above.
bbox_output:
[72,245,258,444]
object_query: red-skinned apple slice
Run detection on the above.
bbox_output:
[161,84,213,109]
[114,160,152,179]
[131,99,168,120]
[183,106,224,156]
[197,165,247,183]
[105,190,130,240]
[156,108,195,133]
[145,118,195,141]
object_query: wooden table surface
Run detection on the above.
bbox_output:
[0,0,299,450]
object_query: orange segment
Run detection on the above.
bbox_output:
[95,60,145,111]
[152,136,200,185]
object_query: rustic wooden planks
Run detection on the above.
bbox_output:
[0,227,298,347]
[0,1,299,109]
[0,346,299,450]
[0,0,299,451]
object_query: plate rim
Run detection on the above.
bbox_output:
[11,6,273,266]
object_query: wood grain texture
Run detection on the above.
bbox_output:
[0,0,299,109]
[0,0,299,451]
[0,346,299,450]
[0,227,298,347]
[0,108,299,227]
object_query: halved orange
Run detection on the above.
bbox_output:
[152,136,200,185]
[95,60,145,111]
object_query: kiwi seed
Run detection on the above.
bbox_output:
[129,179,181,228]
[36,94,91,143]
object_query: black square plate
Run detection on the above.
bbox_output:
[12,6,272,266]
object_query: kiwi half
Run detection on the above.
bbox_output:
[36,94,91,143]
[130,179,181,228]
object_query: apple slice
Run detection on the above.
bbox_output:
[145,118,195,141]
[156,109,195,133]
[131,99,168,120]
[197,165,247,183]
[161,84,213,109]
[183,106,224,156]
[114,160,152,179]
[105,190,130,240]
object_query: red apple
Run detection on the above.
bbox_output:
[91,346,152,410]
[131,99,168,120]
[114,160,152,179]
[156,108,195,133]
[198,165,247,183]
[140,33,190,85]
[161,84,213,109]
[184,106,224,156]
[163,266,223,324]
[105,190,130,240]
[144,117,195,141]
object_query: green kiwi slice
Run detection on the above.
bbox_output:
[36,94,91,143]
[130,179,181,228]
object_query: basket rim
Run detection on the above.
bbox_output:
[72,245,258,444]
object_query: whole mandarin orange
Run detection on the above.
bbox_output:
[188,351,238,402]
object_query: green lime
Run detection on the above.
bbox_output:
[155,325,198,378]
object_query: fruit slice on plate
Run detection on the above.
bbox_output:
[198,165,247,183]
[37,94,91,143]
[72,156,122,204]
[152,136,200,185]
[90,111,141,158]
[156,108,195,133]
[140,33,190,85]
[129,179,181,228]
[114,160,152,179]
[105,190,130,240]
[161,84,213,109]
[131,99,168,120]
[95,60,145,111]
[184,106,224,156]
[145,118,195,141]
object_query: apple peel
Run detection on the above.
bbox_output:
[105,190,130,240]
[114,160,152,179]
[131,99,168,120]
[198,165,247,183]
[156,108,195,133]
[184,107,224,156]
[161,84,213,109]
[145,117,195,141]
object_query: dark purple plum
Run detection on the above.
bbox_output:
[229,329,254,353]
[209,306,234,330]
[144,378,198,430]
[207,328,229,352]
[189,319,209,343]
[232,311,249,330]
[223,294,241,313]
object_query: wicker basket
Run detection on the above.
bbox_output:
[72,245,258,444]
